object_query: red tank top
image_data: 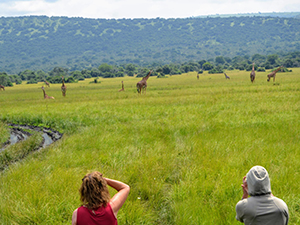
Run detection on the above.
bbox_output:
[77,203,117,225]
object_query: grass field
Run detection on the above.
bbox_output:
[0,69,300,224]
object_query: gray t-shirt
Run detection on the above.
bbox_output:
[236,194,289,225]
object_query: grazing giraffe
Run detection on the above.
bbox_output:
[0,84,5,91]
[224,73,230,79]
[61,76,67,97]
[136,70,153,94]
[41,86,54,99]
[250,63,256,83]
[267,66,282,82]
[118,81,125,92]
[44,79,50,87]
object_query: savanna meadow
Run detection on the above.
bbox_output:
[0,69,300,224]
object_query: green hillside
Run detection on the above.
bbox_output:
[0,15,300,73]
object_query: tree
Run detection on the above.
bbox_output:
[81,69,91,78]
[267,54,278,65]
[202,62,213,70]
[18,70,35,81]
[71,71,82,80]
[251,53,266,62]
[162,65,171,75]
[98,63,113,73]
[136,68,150,77]
[90,68,101,77]
[66,77,76,83]
[127,71,134,77]
[49,67,68,77]
[0,73,13,86]
[115,71,124,77]
[284,59,294,68]
[215,56,225,64]
[125,64,136,72]
[198,60,206,68]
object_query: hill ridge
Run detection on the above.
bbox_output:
[0,15,299,73]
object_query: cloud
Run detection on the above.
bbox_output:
[0,0,299,19]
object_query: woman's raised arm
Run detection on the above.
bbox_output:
[104,178,130,217]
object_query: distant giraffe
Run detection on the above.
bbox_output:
[44,79,50,87]
[267,66,282,82]
[61,76,67,96]
[250,63,256,83]
[224,73,230,79]
[41,86,54,99]
[0,84,5,91]
[118,81,125,92]
[137,70,153,94]
[197,74,199,80]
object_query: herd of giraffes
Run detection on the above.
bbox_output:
[40,76,66,99]
[203,64,282,84]
[0,66,285,98]
[250,64,283,83]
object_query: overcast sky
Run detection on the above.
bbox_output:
[0,0,299,19]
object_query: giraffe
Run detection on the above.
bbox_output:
[267,66,283,82]
[41,86,54,99]
[61,76,67,97]
[136,70,153,94]
[44,79,50,87]
[224,73,230,79]
[197,73,199,80]
[250,63,256,83]
[118,81,125,92]
[0,84,5,91]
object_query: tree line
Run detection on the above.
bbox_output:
[0,51,298,87]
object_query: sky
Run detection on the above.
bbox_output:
[0,0,299,19]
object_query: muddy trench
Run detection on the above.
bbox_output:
[1,123,63,152]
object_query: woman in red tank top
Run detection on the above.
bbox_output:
[72,171,130,225]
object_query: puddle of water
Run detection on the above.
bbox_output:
[10,133,20,145]
[10,131,28,145]
[1,124,63,152]
[42,133,54,147]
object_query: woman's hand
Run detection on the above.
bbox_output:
[241,176,248,199]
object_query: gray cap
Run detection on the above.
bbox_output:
[246,165,271,196]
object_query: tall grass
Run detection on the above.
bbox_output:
[0,121,9,144]
[0,69,300,224]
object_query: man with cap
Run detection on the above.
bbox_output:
[235,165,289,225]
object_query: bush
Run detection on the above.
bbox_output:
[90,78,101,83]
[26,79,38,84]
[208,68,223,74]
[157,74,168,78]
[257,67,266,72]
[127,71,134,77]
[66,77,76,83]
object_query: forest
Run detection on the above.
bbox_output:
[0,51,299,87]
[0,15,300,75]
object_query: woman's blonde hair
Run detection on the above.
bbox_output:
[79,171,110,209]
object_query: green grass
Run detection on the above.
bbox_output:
[0,69,300,224]
[0,121,9,144]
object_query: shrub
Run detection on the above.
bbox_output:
[257,67,266,72]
